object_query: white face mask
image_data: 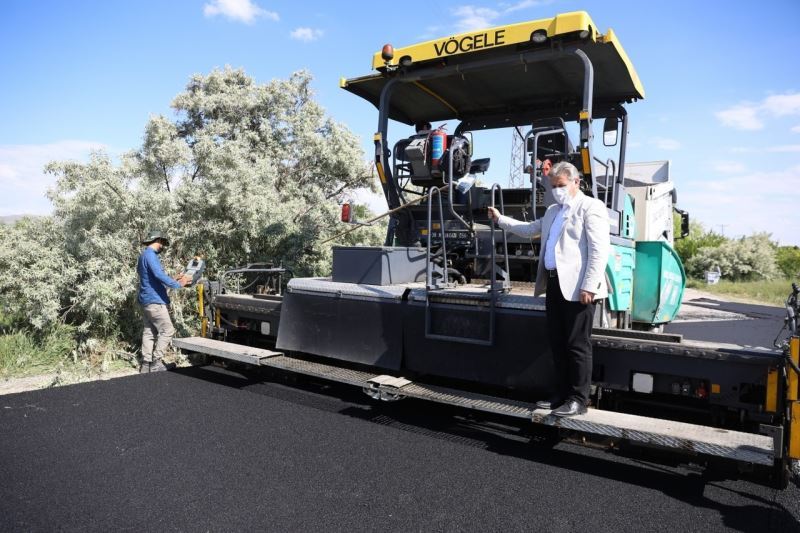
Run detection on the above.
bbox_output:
[552,185,571,205]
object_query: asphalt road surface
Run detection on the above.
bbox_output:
[1,297,798,532]
[666,295,788,349]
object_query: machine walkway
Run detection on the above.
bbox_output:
[173,337,777,467]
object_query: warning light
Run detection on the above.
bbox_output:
[531,30,547,44]
[381,44,394,62]
[341,203,353,223]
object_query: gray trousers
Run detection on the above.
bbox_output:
[141,304,175,363]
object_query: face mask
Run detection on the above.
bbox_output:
[552,185,571,205]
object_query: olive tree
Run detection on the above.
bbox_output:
[2,68,384,344]
[686,233,779,281]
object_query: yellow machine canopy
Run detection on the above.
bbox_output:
[341,11,644,126]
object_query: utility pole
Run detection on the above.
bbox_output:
[508,127,526,188]
[717,224,728,236]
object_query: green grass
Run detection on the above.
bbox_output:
[685,277,795,307]
[0,325,76,378]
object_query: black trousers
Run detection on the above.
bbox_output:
[545,275,594,405]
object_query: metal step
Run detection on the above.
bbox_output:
[173,337,281,366]
[173,336,776,466]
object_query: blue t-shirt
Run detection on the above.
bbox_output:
[137,247,181,305]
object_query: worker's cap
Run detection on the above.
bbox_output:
[141,229,170,246]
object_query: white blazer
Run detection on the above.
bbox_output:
[497,191,610,302]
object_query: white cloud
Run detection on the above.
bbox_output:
[712,161,746,174]
[417,26,443,40]
[203,0,278,24]
[715,104,763,130]
[650,137,681,150]
[453,6,500,32]
[766,144,800,153]
[290,27,324,42]
[791,124,800,133]
[679,165,800,245]
[716,92,800,131]
[452,1,554,32]
[504,0,553,13]
[762,93,800,117]
[0,140,106,216]
[729,143,800,153]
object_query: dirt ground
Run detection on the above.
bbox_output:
[0,287,770,397]
[0,367,139,396]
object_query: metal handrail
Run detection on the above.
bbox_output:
[592,157,617,206]
[220,266,288,296]
[426,187,449,290]
[489,183,511,293]
[526,127,565,221]
[424,185,496,346]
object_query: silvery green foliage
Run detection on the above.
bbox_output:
[0,217,79,329]
[3,68,385,339]
[686,233,779,281]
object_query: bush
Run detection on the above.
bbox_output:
[0,68,384,352]
[0,324,77,377]
[686,233,779,281]
[776,246,800,279]
[673,220,726,265]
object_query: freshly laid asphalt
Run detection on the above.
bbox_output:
[665,295,788,349]
[1,297,798,532]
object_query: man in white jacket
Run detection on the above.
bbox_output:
[488,161,610,416]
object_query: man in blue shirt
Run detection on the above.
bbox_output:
[137,230,189,373]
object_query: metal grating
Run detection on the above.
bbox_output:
[530,410,774,465]
[286,278,412,301]
[263,355,377,388]
[173,337,280,366]
[174,336,775,466]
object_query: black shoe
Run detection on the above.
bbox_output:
[552,399,587,417]
[535,397,563,410]
[150,360,168,372]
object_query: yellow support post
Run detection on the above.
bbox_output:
[197,284,208,338]
[766,368,778,412]
[792,403,800,459]
[197,283,205,317]
[790,337,800,459]
[580,147,591,175]
[789,337,799,402]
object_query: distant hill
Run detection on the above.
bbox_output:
[0,215,39,224]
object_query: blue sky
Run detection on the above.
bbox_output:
[1,0,799,245]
